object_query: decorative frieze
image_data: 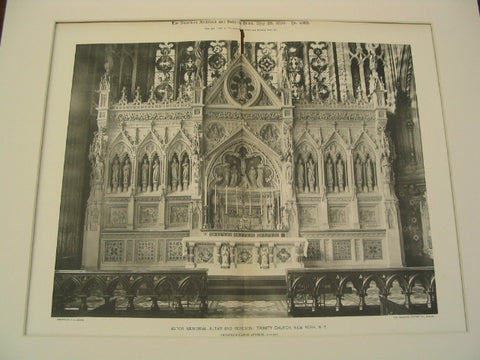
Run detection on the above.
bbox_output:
[106,206,128,227]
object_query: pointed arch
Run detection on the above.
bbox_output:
[295,138,320,193]
[353,133,378,192]
[323,132,348,193]
[362,274,387,295]
[205,126,282,186]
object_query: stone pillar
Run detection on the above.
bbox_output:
[185,242,196,268]
[82,200,102,270]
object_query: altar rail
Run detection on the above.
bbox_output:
[52,270,208,317]
[286,267,436,316]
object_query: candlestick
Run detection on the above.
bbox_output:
[214,184,217,214]
[225,185,228,214]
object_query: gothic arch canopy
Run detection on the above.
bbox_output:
[206,127,281,189]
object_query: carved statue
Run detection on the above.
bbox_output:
[365,155,374,192]
[111,158,120,191]
[229,165,238,187]
[256,165,264,188]
[381,155,393,193]
[141,158,149,192]
[296,158,305,192]
[326,156,334,192]
[306,158,315,193]
[248,165,258,188]
[182,159,189,190]
[355,156,363,191]
[122,158,131,191]
[260,246,269,268]
[221,245,230,268]
[336,156,345,191]
[152,159,159,191]
[171,157,179,191]
[94,155,104,185]
[223,163,231,187]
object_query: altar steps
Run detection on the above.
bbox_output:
[207,276,286,300]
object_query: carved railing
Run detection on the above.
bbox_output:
[52,270,208,317]
[286,267,436,316]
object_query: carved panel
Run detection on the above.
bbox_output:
[299,205,318,228]
[137,205,159,226]
[167,240,184,261]
[136,240,156,262]
[237,246,253,264]
[195,245,214,264]
[359,206,378,228]
[328,206,347,227]
[363,239,383,260]
[168,204,189,226]
[104,240,124,262]
[333,239,352,260]
[259,124,281,152]
[275,247,292,263]
[106,206,128,228]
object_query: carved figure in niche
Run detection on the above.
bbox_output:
[326,156,334,192]
[355,156,363,191]
[141,158,149,192]
[221,244,230,268]
[111,158,120,191]
[296,158,305,192]
[94,155,104,185]
[256,165,264,188]
[248,165,258,188]
[365,154,374,192]
[229,165,239,187]
[152,159,160,191]
[306,158,315,193]
[182,159,189,191]
[223,163,231,187]
[260,246,269,268]
[122,158,131,191]
[336,155,345,192]
[171,157,179,191]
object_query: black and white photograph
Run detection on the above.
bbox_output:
[52,29,437,319]
[2,0,479,358]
